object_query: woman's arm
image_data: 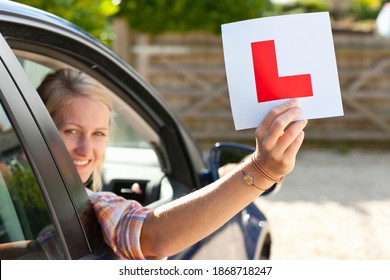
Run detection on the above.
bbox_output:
[140,99,307,258]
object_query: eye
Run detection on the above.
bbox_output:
[61,129,80,139]
[64,129,77,135]
[93,131,107,137]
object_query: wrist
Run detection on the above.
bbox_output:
[240,161,276,192]
[250,154,284,183]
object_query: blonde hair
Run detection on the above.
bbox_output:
[37,68,112,192]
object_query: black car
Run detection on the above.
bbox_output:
[0,1,276,260]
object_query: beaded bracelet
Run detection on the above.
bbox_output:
[251,154,284,183]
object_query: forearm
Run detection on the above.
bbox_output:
[140,159,273,258]
[140,99,307,258]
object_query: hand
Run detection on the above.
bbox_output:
[254,99,308,180]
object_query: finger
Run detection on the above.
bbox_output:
[256,99,300,141]
[268,121,307,176]
[259,98,300,132]
[282,130,306,175]
[277,119,308,153]
[264,106,303,148]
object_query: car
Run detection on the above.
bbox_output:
[0,1,277,260]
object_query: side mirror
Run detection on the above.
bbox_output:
[209,142,281,196]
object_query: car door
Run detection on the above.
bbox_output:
[0,32,116,259]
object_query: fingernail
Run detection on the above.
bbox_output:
[293,106,302,115]
[289,98,300,106]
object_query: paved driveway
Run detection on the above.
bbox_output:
[256,149,390,259]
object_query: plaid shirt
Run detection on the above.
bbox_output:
[87,189,153,260]
[37,189,155,259]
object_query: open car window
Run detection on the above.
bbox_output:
[15,52,167,206]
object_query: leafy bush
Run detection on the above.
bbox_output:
[268,0,330,17]
[116,0,274,34]
[14,0,118,44]
[348,0,383,20]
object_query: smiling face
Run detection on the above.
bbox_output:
[55,96,110,183]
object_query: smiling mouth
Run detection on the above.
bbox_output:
[73,160,90,167]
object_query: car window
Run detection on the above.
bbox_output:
[0,102,65,260]
[109,111,151,148]
[18,58,154,149]
[17,56,166,205]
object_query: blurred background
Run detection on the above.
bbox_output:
[13,0,390,259]
[14,0,390,150]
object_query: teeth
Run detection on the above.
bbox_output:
[74,160,89,166]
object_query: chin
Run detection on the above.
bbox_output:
[79,174,91,184]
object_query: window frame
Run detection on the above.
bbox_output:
[0,33,96,259]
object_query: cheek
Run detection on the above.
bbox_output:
[94,141,108,160]
[60,136,76,154]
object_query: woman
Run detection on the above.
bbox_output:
[37,68,308,259]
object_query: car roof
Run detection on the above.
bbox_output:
[0,1,94,40]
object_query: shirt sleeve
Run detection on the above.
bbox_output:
[87,190,153,260]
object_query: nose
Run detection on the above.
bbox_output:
[75,134,93,156]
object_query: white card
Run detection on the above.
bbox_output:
[221,12,343,130]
